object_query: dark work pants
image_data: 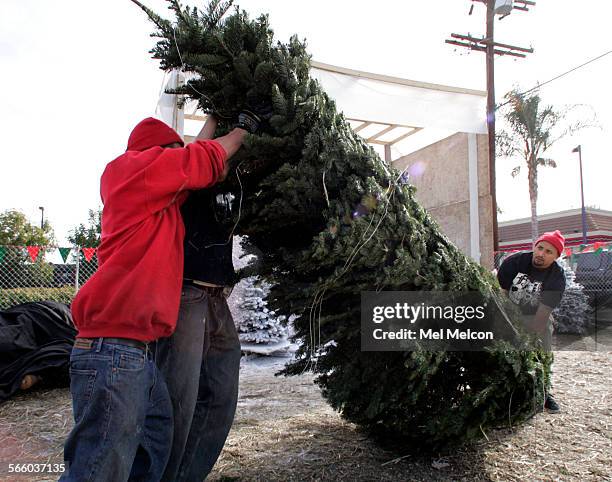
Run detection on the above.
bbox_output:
[523,313,554,352]
[156,284,241,482]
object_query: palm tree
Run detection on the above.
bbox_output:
[497,90,557,242]
[497,89,590,242]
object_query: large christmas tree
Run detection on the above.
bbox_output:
[135,0,552,449]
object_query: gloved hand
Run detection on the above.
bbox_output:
[235,110,261,134]
[235,99,274,133]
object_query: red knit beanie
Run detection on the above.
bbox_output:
[534,230,565,257]
[126,117,184,151]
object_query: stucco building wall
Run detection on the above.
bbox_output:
[393,132,493,269]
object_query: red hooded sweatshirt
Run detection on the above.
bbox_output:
[71,118,227,341]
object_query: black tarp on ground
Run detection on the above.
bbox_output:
[0,301,76,403]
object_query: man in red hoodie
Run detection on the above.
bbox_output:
[60,112,258,482]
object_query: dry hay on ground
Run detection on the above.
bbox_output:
[0,350,610,481]
[211,351,612,481]
[0,388,70,482]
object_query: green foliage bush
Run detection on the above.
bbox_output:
[0,286,73,310]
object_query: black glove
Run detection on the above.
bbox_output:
[235,97,274,133]
[235,110,261,134]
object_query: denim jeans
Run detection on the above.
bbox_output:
[156,284,241,481]
[60,338,173,482]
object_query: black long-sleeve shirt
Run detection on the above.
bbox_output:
[181,189,237,287]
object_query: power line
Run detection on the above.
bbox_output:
[446,1,535,251]
[496,49,612,110]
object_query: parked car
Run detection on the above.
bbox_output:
[573,251,612,309]
[52,264,76,287]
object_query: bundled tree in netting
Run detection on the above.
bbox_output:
[553,257,592,334]
[134,0,552,449]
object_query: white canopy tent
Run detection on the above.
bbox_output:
[310,62,486,160]
[157,61,486,161]
[156,63,489,263]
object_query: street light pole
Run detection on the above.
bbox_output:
[38,206,44,230]
[573,145,587,244]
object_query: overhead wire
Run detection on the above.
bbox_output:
[496,49,612,110]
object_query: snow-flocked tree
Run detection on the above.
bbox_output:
[232,276,289,344]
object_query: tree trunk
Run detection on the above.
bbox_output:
[528,155,538,242]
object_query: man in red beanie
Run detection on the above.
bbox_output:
[61,111,260,482]
[497,229,567,412]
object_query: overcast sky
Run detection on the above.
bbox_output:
[1,0,610,244]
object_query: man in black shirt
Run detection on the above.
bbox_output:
[155,110,262,481]
[497,230,566,412]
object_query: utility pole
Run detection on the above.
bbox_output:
[446,0,535,251]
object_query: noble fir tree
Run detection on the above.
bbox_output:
[134,0,553,449]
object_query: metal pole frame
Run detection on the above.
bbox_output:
[74,246,81,294]
[486,0,499,251]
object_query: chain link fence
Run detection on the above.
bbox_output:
[2,242,610,311]
[0,245,98,309]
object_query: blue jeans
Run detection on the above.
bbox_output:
[60,338,173,482]
[156,284,241,481]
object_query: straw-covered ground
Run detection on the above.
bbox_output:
[0,348,610,481]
